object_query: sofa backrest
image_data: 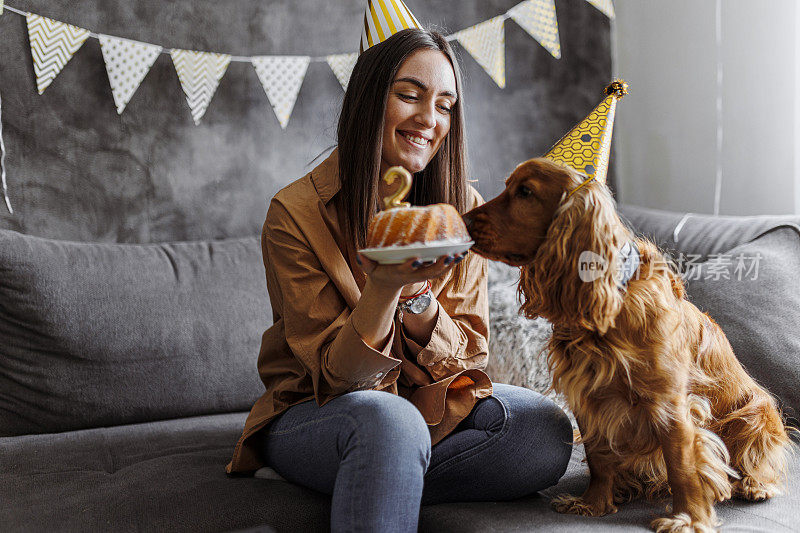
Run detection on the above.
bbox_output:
[0,229,269,436]
[618,203,800,266]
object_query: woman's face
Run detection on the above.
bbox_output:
[380,49,458,176]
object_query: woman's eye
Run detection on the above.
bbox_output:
[399,93,417,101]
[438,105,452,114]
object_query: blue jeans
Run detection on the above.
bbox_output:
[257,383,573,533]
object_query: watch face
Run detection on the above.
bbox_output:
[407,291,433,314]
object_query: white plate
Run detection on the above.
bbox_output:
[358,241,474,265]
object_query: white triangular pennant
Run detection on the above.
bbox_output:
[585,0,615,19]
[507,0,561,59]
[26,13,90,94]
[252,56,310,130]
[452,16,506,88]
[98,35,162,114]
[326,52,358,92]
[170,49,231,125]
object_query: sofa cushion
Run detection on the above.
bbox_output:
[618,203,800,266]
[682,224,800,425]
[0,230,269,436]
[0,412,325,532]
[2,412,797,532]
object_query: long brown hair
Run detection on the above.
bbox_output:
[336,28,470,290]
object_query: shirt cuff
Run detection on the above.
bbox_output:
[326,319,401,387]
[401,300,467,368]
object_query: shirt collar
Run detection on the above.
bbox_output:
[310,148,341,205]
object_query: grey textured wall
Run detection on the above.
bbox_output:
[0,0,611,242]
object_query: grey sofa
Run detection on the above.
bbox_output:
[2,203,799,532]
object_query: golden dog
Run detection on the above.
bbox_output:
[463,158,794,532]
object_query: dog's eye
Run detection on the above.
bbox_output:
[517,185,534,198]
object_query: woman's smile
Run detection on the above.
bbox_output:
[398,130,430,149]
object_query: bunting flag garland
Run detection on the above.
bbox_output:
[170,49,231,125]
[0,1,617,216]
[2,0,616,131]
[326,52,359,91]
[26,13,90,94]
[98,35,162,114]
[252,56,310,129]
[507,0,561,59]
[585,0,615,19]
[451,16,507,88]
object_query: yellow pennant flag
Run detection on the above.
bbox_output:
[26,13,90,94]
[326,52,359,92]
[452,16,506,88]
[170,49,231,125]
[507,0,561,59]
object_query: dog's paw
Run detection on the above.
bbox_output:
[732,476,779,501]
[551,494,617,516]
[651,513,718,533]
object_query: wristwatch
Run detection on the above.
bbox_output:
[398,281,434,315]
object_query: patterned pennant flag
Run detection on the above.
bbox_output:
[452,16,506,88]
[26,13,90,94]
[98,35,162,114]
[585,0,615,19]
[170,49,231,125]
[507,0,561,59]
[326,52,359,91]
[252,56,310,129]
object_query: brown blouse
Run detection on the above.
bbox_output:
[226,148,492,475]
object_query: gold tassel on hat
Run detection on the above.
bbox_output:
[360,0,423,53]
[545,79,628,196]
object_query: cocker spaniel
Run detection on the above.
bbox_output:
[463,157,794,532]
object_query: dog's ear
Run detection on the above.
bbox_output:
[520,179,628,335]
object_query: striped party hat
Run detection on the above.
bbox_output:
[360,0,423,53]
[545,80,628,190]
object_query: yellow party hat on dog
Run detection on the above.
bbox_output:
[360,0,423,53]
[545,80,628,196]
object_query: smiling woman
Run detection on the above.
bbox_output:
[226,24,573,533]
